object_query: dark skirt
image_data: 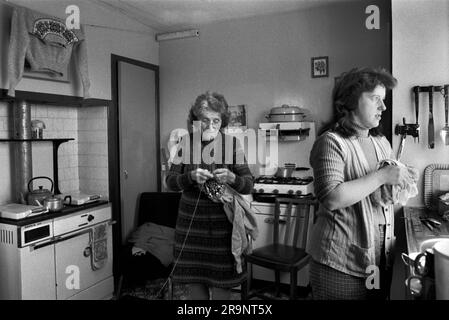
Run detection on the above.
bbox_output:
[172,193,246,288]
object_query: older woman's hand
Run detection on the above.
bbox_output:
[213,168,236,184]
[190,168,214,184]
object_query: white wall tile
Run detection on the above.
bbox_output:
[0,103,110,203]
[0,102,8,116]
[47,108,59,119]
[35,106,48,118]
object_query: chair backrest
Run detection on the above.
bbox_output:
[137,192,181,228]
[273,197,318,249]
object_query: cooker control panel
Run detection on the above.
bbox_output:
[53,204,111,236]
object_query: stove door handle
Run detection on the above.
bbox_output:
[264,217,286,224]
[30,236,61,251]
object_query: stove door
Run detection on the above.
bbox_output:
[19,241,56,299]
[54,224,113,300]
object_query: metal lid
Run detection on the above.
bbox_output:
[31,120,46,129]
[269,104,304,115]
[44,195,61,203]
[33,186,51,194]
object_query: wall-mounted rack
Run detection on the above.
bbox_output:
[414,85,446,93]
[405,85,449,150]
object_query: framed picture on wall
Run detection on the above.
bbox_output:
[227,104,247,130]
[311,56,329,78]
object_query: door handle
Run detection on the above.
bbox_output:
[264,217,286,224]
[124,169,128,179]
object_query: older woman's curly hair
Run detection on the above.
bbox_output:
[323,67,397,137]
[188,91,230,129]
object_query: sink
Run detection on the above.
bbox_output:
[419,237,449,252]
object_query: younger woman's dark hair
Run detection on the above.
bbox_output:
[188,91,230,129]
[320,67,397,137]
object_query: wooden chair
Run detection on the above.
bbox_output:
[241,197,318,300]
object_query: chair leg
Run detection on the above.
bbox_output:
[115,275,124,299]
[242,262,251,300]
[275,270,281,297]
[290,269,297,300]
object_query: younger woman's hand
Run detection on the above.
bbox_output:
[190,168,213,184]
[213,168,236,184]
[406,165,420,182]
[380,165,413,189]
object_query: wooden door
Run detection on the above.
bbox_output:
[118,60,160,243]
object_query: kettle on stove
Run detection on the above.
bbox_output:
[27,176,54,206]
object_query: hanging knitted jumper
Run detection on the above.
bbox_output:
[7,6,91,98]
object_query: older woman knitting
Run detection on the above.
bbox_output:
[166,91,253,300]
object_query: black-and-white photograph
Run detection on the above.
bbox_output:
[0,0,448,310]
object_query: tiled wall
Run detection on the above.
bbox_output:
[31,104,79,195]
[0,102,109,205]
[78,107,109,199]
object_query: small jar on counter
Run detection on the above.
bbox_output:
[31,120,46,139]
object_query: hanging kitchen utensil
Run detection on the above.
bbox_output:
[428,86,435,149]
[441,85,449,145]
[413,86,420,143]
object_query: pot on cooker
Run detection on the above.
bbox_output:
[37,195,72,212]
[265,104,307,122]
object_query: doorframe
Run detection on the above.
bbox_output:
[109,54,161,286]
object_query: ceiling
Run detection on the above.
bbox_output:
[91,0,338,33]
[4,0,340,33]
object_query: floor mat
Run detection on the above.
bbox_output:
[120,278,310,300]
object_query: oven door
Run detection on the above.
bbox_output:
[54,224,113,300]
[19,240,57,300]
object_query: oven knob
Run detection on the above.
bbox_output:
[258,188,264,193]
[273,189,279,194]
[287,190,294,195]
[295,190,302,195]
[87,214,94,222]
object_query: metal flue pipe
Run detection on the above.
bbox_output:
[13,100,32,204]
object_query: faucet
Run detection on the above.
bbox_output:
[395,117,420,161]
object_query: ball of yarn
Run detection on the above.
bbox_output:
[203,179,225,203]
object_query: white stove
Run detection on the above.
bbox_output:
[253,176,314,198]
[0,203,114,300]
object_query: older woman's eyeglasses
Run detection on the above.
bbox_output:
[200,118,221,127]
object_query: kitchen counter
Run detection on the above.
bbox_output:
[403,206,449,299]
[404,206,449,255]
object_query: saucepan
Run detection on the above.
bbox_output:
[37,195,72,212]
[265,105,308,122]
[275,164,310,178]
